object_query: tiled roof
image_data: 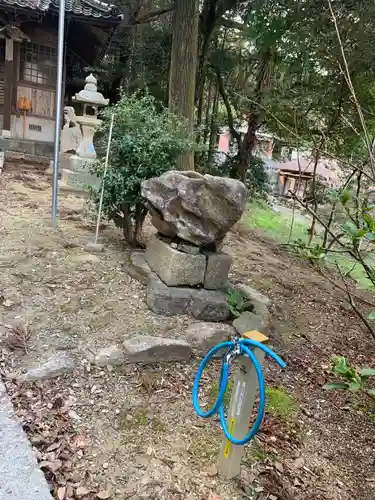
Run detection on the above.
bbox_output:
[278,156,342,184]
[0,0,122,19]
[3,24,30,40]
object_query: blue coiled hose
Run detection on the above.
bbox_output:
[192,338,286,445]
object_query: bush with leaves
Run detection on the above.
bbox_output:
[323,356,375,399]
[289,185,375,339]
[90,92,196,247]
[246,156,271,199]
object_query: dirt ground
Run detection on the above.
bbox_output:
[1,167,375,500]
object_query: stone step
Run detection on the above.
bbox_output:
[61,168,101,190]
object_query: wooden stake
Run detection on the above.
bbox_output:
[217,330,268,479]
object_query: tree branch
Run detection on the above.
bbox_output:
[135,4,175,24]
[219,17,246,29]
[314,264,375,309]
[234,92,375,183]
[291,192,375,289]
[214,66,241,147]
[334,263,375,340]
[290,191,351,253]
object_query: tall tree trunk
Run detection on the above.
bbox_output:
[207,83,219,170]
[196,0,241,105]
[197,77,213,167]
[203,77,213,146]
[169,0,199,170]
[196,0,217,106]
[238,49,274,182]
[195,74,206,167]
[196,73,206,140]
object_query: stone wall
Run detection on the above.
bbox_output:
[0,137,54,166]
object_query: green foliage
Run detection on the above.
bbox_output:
[291,239,326,261]
[210,154,270,198]
[323,356,375,398]
[265,386,298,421]
[90,91,195,246]
[225,287,249,317]
[243,201,309,242]
[246,156,271,199]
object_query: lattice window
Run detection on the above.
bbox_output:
[29,123,42,132]
[20,43,57,86]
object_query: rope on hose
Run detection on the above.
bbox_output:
[192,338,286,445]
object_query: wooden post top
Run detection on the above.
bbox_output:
[242,330,269,344]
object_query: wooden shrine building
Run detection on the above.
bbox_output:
[0,0,125,159]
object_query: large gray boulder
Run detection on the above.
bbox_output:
[141,171,247,246]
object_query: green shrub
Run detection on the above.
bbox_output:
[90,91,196,246]
[225,287,249,317]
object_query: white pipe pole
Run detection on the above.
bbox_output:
[52,0,66,228]
[94,113,115,244]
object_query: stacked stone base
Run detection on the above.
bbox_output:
[147,277,230,321]
[145,234,232,321]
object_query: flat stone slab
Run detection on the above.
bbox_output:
[145,234,206,286]
[123,335,192,363]
[123,252,153,286]
[146,276,230,321]
[62,168,101,191]
[232,310,270,335]
[92,345,124,366]
[19,352,75,382]
[184,322,235,353]
[0,380,53,500]
[146,277,193,316]
[236,284,271,311]
[188,289,230,322]
[176,241,200,254]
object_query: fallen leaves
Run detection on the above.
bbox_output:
[57,486,66,500]
[2,299,14,308]
[274,461,284,474]
[5,379,106,500]
[96,490,111,499]
[39,459,63,473]
[76,486,92,497]
[206,464,218,477]
[294,457,305,469]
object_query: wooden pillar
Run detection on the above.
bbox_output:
[3,36,14,137]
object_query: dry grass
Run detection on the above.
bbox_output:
[4,324,32,353]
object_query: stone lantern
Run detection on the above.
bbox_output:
[73,73,109,159]
[60,74,109,190]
